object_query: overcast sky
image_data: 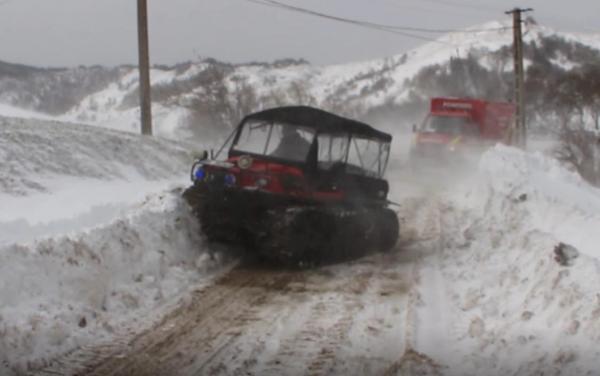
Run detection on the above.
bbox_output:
[0,0,598,68]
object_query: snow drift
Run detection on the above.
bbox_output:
[0,189,230,373]
[413,145,600,375]
[0,117,231,374]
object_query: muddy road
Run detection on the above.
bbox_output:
[43,249,419,376]
[38,191,442,376]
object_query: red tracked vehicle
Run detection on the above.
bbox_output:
[183,106,399,265]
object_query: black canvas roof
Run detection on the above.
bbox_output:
[242,106,392,142]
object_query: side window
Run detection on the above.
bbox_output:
[317,134,349,168]
[347,137,386,177]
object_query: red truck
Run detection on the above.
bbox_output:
[409,97,515,167]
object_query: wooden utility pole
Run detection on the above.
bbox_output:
[137,0,152,135]
[506,7,532,148]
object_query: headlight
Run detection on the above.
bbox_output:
[238,155,253,169]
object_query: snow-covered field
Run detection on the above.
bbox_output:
[2,114,600,375]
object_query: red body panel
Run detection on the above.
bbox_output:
[428,97,514,142]
[204,156,345,202]
[410,97,515,163]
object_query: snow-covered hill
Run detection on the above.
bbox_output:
[53,20,525,135]
[1,20,599,140]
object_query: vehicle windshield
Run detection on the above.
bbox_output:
[317,133,390,178]
[421,115,479,136]
[232,119,315,162]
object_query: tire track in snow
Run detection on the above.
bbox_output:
[36,265,296,376]
[386,195,446,375]
[92,266,296,376]
[259,270,373,376]
[37,253,412,376]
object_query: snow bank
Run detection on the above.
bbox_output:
[476,145,600,260]
[0,188,231,374]
[418,145,600,375]
[0,117,229,374]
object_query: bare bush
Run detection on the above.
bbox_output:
[555,127,600,186]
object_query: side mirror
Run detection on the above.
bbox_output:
[412,124,417,133]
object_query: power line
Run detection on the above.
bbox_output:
[418,0,502,14]
[383,0,493,18]
[243,0,506,44]
[249,0,506,33]
[244,0,445,43]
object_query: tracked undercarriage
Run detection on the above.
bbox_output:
[184,186,399,265]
